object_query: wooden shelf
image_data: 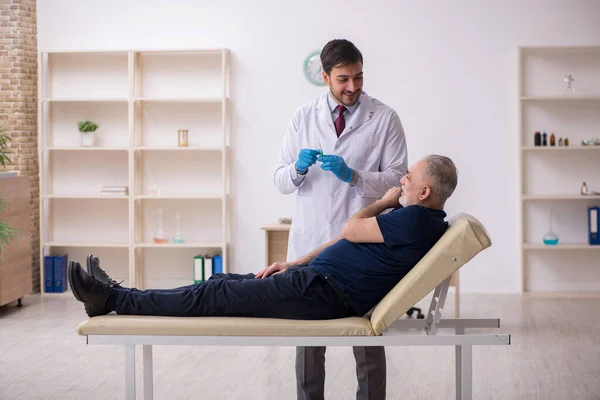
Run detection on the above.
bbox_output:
[45,194,129,200]
[39,48,232,291]
[135,194,224,200]
[136,49,226,55]
[260,224,292,231]
[134,97,225,103]
[522,292,600,299]
[522,146,600,152]
[520,46,600,52]
[520,96,600,101]
[46,146,129,151]
[519,46,600,295]
[522,194,600,200]
[135,242,224,249]
[42,98,128,102]
[134,146,223,152]
[44,242,129,248]
[523,243,600,250]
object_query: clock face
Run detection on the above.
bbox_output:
[303,50,326,86]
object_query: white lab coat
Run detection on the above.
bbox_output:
[274,92,408,261]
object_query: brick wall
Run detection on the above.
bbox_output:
[0,0,39,292]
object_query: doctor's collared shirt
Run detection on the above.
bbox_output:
[290,94,363,189]
[327,92,360,123]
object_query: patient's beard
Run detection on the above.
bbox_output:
[399,196,407,207]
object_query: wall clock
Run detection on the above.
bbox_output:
[303,50,325,86]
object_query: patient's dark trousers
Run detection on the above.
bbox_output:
[112,266,354,320]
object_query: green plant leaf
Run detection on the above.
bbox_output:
[0,223,18,252]
[0,129,13,167]
[78,120,99,132]
[0,198,18,252]
[0,126,17,253]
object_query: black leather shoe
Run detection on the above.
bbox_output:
[68,260,113,317]
[86,254,123,287]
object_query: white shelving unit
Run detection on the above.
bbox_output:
[38,49,231,290]
[518,46,600,296]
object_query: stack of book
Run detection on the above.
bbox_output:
[193,254,223,283]
[100,185,129,196]
[44,254,68,293]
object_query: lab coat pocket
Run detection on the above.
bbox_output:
[351,131,379,166]
[295,189,316,235]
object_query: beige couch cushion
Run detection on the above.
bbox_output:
[77,315,375,336]
[369,212,491,336]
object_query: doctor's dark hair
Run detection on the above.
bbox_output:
[320,39,363,75]
[424,155,458,206]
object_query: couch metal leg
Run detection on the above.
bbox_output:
[455,327,472,400]
[143,345,154,400]
[125,345,136,400]
[456,344,462,399]
[456,343,472,400]
[455,327,463,400]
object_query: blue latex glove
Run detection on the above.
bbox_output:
[319,155,354,183]
[295,149,320,173]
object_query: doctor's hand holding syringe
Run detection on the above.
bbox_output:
[294,147,355,183]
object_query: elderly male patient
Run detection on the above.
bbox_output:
[68,155,458,321]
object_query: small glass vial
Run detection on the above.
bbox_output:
[153,208,168,244]
[178,129,189,147]
[172,212,185,244]
[581,181,589,195]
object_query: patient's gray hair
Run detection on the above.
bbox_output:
[424,155,458,205]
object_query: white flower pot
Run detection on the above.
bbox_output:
[81,132,95,147]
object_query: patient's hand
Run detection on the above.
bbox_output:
[255,262,292,279]
[381,186,403,208]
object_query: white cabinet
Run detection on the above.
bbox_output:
[39,49,231,290]
[518,46,600,296]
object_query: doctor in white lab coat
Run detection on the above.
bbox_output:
[272,39,408,400]
[274,89,408,262]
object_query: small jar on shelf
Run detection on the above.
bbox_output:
[178,129,189,147]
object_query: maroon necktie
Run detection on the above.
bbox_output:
[334,105,346,137]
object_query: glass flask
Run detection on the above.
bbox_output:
[172,212,185,244]
[153,208,168,244]
[542,209,559,246]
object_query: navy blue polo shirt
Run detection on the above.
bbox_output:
[309,205,448,316]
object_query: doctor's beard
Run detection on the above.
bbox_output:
[331,88,362,107]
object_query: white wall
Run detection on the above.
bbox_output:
[37,0,600,293]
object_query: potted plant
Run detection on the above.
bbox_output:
[0,198,17,252]
[0,125,17,251]
[78,120,100,147]
[0,126,13,169]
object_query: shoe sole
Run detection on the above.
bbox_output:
[86,254,93,277]
[67,261,85,303]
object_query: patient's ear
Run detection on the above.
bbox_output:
[419,185,431,201]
